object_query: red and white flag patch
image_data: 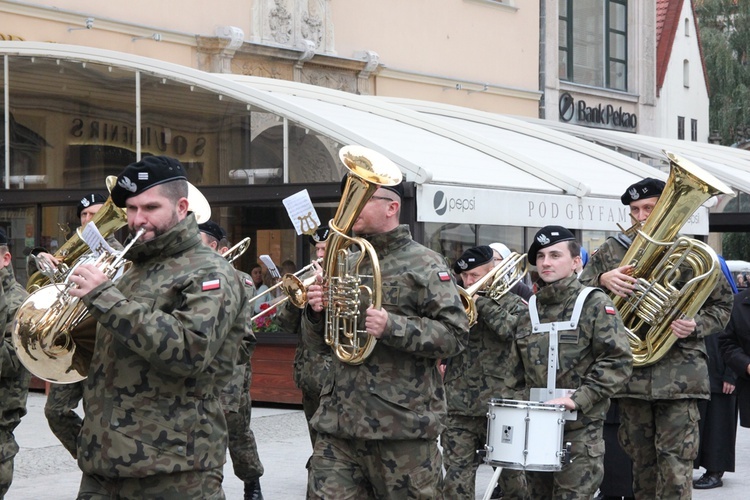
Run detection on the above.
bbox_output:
[244,277,253,287]
[438,271,451,282]
[202,279,221,291]
[605,305,616,315]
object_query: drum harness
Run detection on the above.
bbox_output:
[528,286,601,422]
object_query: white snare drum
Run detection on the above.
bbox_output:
[485,398,566,471]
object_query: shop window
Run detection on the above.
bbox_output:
[559,0,628,91]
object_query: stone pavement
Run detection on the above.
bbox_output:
[6,392,750,499]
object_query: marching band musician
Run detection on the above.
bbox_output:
[273,226,332,460]
[0,228,30,496]
[66,156,246,498]
[579,178,733,499]
[517,226,632,499]
[441,245,528,499]
[303,180,468,498]
[43,193,123,460]
[199,220,264,500]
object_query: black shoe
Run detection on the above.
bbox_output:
[244,479,264,500]
[693,472,723,490]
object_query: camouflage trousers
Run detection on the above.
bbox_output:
[301,389,321,451]
[44,382,84,458]
[76,469,225,500]
[0,455,13,498]
[441,414,528,499]
[618,398,700,500]
[225,367,264,482]
[525,420,605,499]
[308,434,442,499]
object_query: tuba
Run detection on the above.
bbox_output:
[613,152,734,367]
[323,145,403,365]
[13,228,146,383]
[26,176,127,292]
[458,252,528,327]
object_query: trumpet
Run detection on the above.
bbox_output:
[458,252,528,327]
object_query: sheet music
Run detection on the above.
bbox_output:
[80,222,115,257]
[282,189,321,236]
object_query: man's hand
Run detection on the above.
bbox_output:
[365,306,388,339]
[546,396,577,411]
[36,252,60,271]
[670,317,696,339]
[68,263,108,298]
[723,382,736,395]
[600,265,637,298]
[306,283,326,313]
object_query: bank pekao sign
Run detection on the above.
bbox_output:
[418,184,707,235]
[559,92,637,131]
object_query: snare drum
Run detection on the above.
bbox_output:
[485,398,566,471]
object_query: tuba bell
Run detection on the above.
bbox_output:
[323,145,403,365]
[458,252,528,327]
[613,152,734,367]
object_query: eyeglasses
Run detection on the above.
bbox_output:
[370,196,395,203]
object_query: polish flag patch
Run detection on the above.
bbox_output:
[202,279,221,291]
[438,271,451,282]
[244,278,253,287]
[605,305,616,315]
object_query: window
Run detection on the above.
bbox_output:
[559,0,628,91]
[691,119,698,141]
[683,59,690,88]
[678,116,685,140]
[685,18,690,37]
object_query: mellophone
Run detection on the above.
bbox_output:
[484,398,571,471]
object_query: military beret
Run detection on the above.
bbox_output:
[198,220,225,242]
[0,227,7,245]
[528,225,576,265]
[453,245,494,274]
[307,225,330,246]
[76,193,107,218]
[620,177,665,205]
[110,156,188,208]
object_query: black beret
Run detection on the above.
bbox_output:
[453,245,494,274]
[528,226,575,265]
[76,193,107,218]
[620,177,665,205]
[111,156,187,208]
[0,227,7,245]
[307,225,330,246]
[198,220,225,242]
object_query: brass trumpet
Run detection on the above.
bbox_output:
[458,252,528,327]
[247,259,323,320]
[222,237,251,264]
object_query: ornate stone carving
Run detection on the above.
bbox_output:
[251,0,335,55]
[269,1,293,45]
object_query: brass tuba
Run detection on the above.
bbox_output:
[27,176,127,292]
[458,252,528,327]
[613,152,734,367]
[13,228,146,383]
[323,145,403,365]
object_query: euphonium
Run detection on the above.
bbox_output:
[323,145,403,365]
[613,152,734,367]
[458,252,528,327]
[26,176,127,292]
[12,228,146,383]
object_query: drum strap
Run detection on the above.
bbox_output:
[529,287,599,394]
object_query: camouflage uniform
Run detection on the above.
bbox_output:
[442,292,528,499]
[221,270,264,486]
[275,300,332,450]
[0,265,30,496]
[45,235,124,459]
[303,224,468,499]
[76,214,245,499]
[515,275,632,499]
[580,237,733,499]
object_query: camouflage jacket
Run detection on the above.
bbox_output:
[0,265,30,460]
[275,301,332,397]
[78,214,245,478]
[220,269,258,413]
[444,293,527,416]
[580,237,733,399]
[516,275,633,424]
[303,224,467,440]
